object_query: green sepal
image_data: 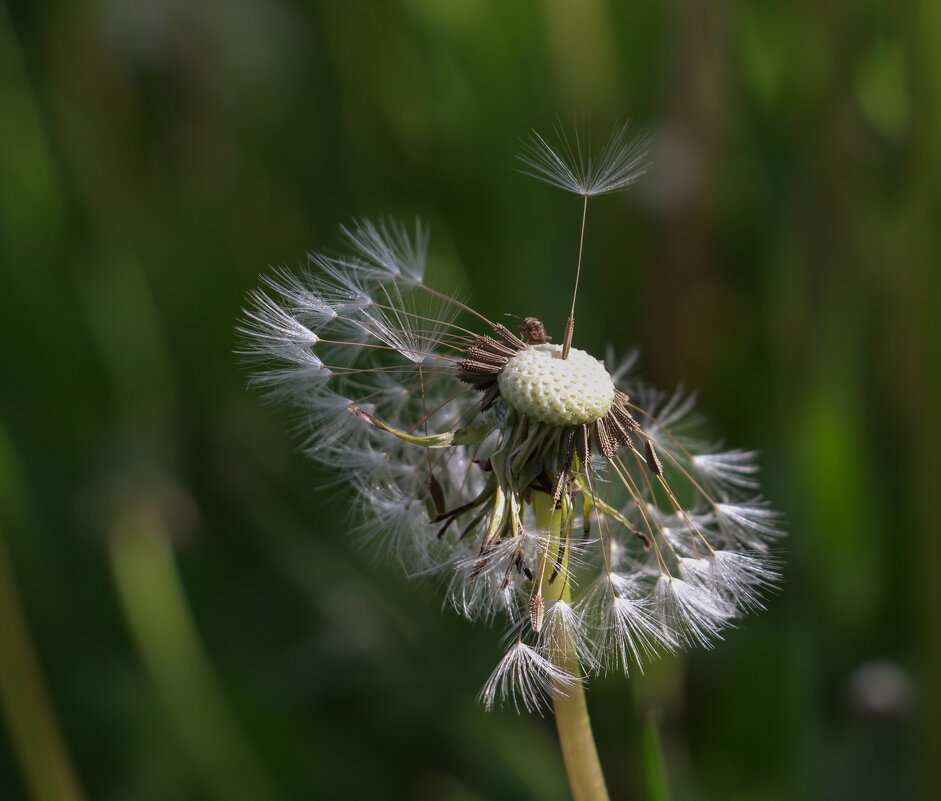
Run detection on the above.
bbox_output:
[577,476,633,528]
[349,406,454,448]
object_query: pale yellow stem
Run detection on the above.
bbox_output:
[532,493,610,801]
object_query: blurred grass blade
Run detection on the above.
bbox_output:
[108,510,285,801]
[0,524,86,801]
[642,709,671,801]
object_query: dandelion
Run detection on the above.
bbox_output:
[238,124,782,801]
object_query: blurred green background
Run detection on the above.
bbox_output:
[1,1,938,799]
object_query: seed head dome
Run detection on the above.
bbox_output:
[498,344,615,426]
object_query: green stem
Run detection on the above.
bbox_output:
[552,680,611,801]
[532,493,610,801]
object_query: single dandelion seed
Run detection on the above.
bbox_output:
[478,640,579,715]
[238,121,783,801]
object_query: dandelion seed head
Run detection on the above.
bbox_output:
[237,125,784,714]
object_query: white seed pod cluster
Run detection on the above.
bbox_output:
[238,127,783,714]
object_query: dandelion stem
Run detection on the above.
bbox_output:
[552,679,610,801]
[533,493,610,801]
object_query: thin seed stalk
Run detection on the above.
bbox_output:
[532,493,610,801]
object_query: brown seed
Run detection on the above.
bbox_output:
[612,395,640,431]
[529,594,545,633]
[549,536,567,584]
[644,440,664,477]
[492,323,526,351]
[551,427,577,507]
[428,473,446,516]
[477,383,500,410]
[594,418,618,459]
[576,423,590,467]
[604,408,634,447]
[630,526,652,551]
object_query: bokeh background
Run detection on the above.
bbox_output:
[1,1,938,799]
